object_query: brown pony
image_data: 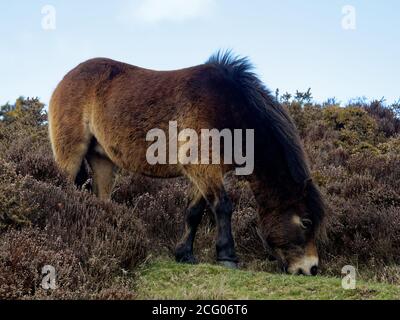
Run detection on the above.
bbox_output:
[49,51,325,275]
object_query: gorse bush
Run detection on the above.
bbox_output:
[322,106,379,145]
[0,94,399,299]
[0,160,36,230]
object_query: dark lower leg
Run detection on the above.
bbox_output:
[175,195,206,264]
[212,192,238,264]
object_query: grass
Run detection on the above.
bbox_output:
[134,260,400,300]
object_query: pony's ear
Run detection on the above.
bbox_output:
[303,178,313,195]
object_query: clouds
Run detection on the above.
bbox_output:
[127,0,216,24]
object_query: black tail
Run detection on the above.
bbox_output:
[74,159,91,191]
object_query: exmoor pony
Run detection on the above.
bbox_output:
[49,52,326,275]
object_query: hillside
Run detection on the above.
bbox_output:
[0,94,399,299]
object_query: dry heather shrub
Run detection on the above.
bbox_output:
[316,148,400,270]
[322,197,400,264]
[225,177,264,261]
[0,159,149,298]
[133,180,188,253]
[21,178,150,284]
[4,136,66,186]
[112,172,165,206]
[346,152,400,188]
[0,228,84,300]
[364,100,400,137]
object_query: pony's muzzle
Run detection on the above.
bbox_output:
[287,255,319,276]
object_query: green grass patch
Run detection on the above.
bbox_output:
[135,260,400,300]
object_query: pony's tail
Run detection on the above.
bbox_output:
[74,159,92,191]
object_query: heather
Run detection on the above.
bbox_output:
[0,94,399,299]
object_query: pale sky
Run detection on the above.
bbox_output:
[1,0,399,106]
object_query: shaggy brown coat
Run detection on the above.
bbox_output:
[49,52,325,274]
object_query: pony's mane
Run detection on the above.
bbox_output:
[206,50,310,184]
[206,51,325,226]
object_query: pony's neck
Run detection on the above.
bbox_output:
[239,102,308,212]
[247,158,303,213]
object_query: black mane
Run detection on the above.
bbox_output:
[206,50,325,226]
[206,50,310,184]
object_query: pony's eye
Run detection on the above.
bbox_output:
[300,218,312,230]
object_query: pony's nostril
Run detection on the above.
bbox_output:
[310,265,318,276]
[297,269,305,276]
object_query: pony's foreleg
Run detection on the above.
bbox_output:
[175,189,206,264]
[184,166,238,268]
[208,189,238,268]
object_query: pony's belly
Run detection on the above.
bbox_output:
[122,162,184,179]
[133,164,184,179]
[99,144,184,179]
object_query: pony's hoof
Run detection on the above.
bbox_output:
[219,261,239,269]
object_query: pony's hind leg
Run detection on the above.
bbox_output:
[50,122,92,185]
[86,149,116,200]
[175,187,207,264]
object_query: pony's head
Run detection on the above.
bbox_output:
[256,179,325,276]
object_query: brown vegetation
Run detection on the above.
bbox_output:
[0,94,399,298]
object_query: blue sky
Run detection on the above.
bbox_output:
[1,0,399,106]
